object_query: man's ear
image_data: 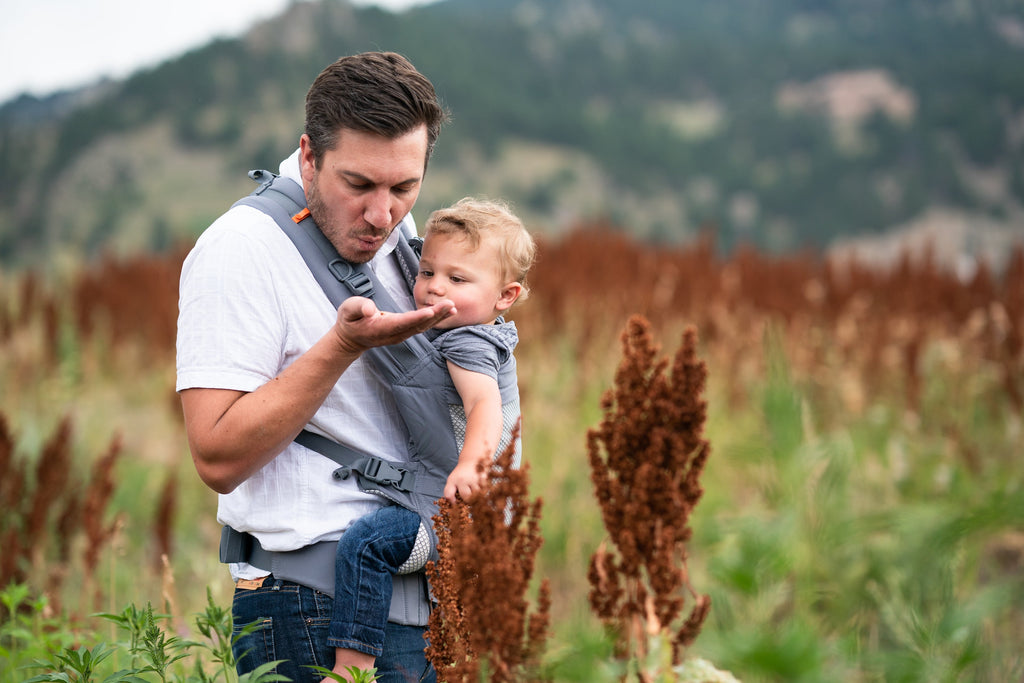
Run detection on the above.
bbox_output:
[495,282,524,312]
[299,134,316,185]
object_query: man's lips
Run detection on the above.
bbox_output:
[354,235,383,250]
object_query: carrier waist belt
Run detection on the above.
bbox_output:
[219,526,429,624]
[220,525,336,595]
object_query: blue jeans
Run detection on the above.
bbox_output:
[329,505,422,657]
[231,575,434,683]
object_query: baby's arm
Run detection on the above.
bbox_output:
[444,360,502,502]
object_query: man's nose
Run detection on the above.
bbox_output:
[364,190,393,229]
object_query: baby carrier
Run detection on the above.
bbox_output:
[219,170,465,595]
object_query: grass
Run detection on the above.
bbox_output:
[2,232,1023,680]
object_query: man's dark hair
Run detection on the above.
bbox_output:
[305,51,448,168]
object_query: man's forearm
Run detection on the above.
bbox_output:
[182,331,360,493]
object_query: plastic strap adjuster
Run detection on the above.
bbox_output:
[247,169,276,195]
[352,456,412,490]
[328,259,374,297]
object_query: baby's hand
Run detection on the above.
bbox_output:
[443,461,487,502]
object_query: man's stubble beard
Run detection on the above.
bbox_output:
[306,174,387,265]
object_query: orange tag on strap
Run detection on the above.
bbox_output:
[292,208,311,223]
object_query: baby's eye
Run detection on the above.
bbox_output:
[450,275,466,284]
[418,269,433,278]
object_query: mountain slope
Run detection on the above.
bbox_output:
[2,0,1023,268]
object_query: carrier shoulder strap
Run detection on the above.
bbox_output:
[235,169,377,300]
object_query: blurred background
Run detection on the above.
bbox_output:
[2,1,1023,681]
[2,0,1023,271]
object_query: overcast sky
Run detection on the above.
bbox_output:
[0,0,436,104]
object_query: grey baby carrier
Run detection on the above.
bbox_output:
[219,169,461,593]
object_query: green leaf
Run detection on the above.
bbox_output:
[308,664,380,682]
[237,659,292,683]
[100,670,149,683]
[22,674,73,683]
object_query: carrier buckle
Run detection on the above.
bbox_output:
[358,456,407,488]
[328,259,374,297]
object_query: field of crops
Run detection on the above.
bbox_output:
[2,227,1023,681]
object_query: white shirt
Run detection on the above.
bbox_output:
[176,150,417,577]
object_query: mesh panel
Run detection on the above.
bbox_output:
[396,521,431,574]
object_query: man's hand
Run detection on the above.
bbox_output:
[333,296,455,354]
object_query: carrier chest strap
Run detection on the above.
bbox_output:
[296,430,420,493]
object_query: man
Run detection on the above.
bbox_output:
[176,52,452,682]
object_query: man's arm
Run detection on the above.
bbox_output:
[443,361,503,502]
[182,296,454,494]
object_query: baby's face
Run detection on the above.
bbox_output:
[413,233,509,330]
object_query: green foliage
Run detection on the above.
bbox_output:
[598,635,742,683]
[2,587,291,683]
[0,585,78,681]
[23,642,139,683]
[307,665,379,682]
[235,661,291,683]
[688,345,1024,682]
[4,234,1024,680]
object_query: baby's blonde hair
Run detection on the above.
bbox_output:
[424,197,537,301]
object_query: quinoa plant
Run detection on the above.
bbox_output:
[425,431,551,682]
[587,317,713,673]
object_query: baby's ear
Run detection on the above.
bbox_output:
[496,282,524,311]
